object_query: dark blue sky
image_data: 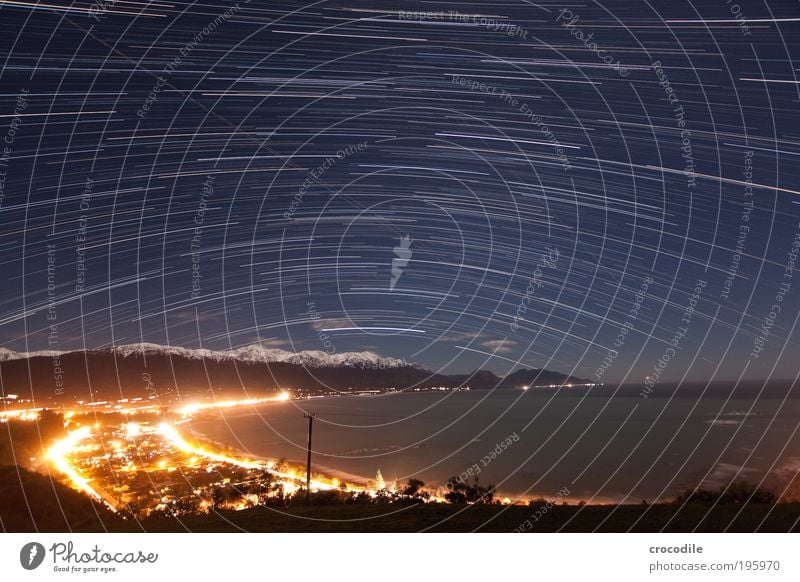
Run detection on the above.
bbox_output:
[2,1,800,385]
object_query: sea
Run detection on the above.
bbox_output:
[185,386,800,503]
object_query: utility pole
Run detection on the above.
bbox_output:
[303,412,316,505]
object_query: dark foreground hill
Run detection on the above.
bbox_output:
[0,347,588,405]
[4,464,797,533]
[99,501,800,533]
[0,465,119,532]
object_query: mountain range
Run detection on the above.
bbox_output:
[0,343,590,404]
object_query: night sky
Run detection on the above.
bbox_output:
[2,0,800,385]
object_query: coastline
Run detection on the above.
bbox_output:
[178,397,641,505]
[182,419,621,505]
[183,419,374,488]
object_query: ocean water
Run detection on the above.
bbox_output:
[186,389,800,503]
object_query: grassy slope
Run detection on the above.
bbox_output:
[0,465,119,532]
[102,502,800,533]
[3,460,797,532]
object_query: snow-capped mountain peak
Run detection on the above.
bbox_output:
[0,343,413,368]
[0,347,63,361]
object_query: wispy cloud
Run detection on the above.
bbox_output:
[311,317,354,332]
[480,338,518,354]
[257,338,292,349]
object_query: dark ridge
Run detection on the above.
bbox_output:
[0,349,589,405]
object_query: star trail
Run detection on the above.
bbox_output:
[2,0,800,387]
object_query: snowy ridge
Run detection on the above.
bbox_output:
[0,343,414,368]
[0,347,63,361]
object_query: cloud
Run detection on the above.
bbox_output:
[311,317,354,331]
[480,339,519,354]
[257,338,292,349]
[702,463,756,489]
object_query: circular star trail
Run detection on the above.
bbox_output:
[2,0,800,531]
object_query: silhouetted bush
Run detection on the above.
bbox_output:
[444,476,495,504]
[287,488,354,506]
[675,480,777,505]
[402,478,429,500]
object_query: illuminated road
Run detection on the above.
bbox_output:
[45,393,369,512]
[46,426,118,513]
